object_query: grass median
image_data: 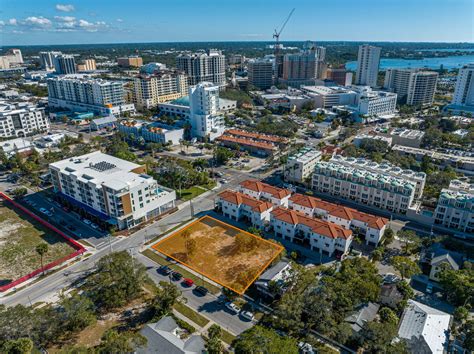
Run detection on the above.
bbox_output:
[173,301,210,328]
[142,249,221,294]
[221,329,237,345]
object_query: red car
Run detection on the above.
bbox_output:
[183,278,194,287]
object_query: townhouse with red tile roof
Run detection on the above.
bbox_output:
[238,180,292,207]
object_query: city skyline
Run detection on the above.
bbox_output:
[0,0,472,46]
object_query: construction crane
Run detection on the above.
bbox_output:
[273,8,295,80]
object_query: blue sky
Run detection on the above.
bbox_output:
[0,0,472,45]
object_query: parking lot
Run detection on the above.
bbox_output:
[22,192,109,248]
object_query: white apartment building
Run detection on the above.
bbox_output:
[0,102,49,138]
[384,69,438,106]
[312,156,424,214]
[47,76,135,116]
[248,59,273,90]
[288,193,388,246]
[176,50,226,88]
[353,133,392,147]
[217,190,274,230]
[355,45,381,87]
[133,72,188,109]
[0,49,23,69]
[284,147,322,183]
[49,151,176,230]
[434,179,473,234]
[188,82,225,140]
[389,128,425,148]
[238,180,291,207]
[300,85,357,108]
[452,63,474,107]
[352,86,397,118]
[270,207,353,257]
[117,119,183,146]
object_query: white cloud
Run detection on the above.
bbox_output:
[24,16,52,28]
[0,21,4,26]
[116,18,123,22]
[77,19,107,32]
[8,18,17,25]
[56,4,75,12]
[54,16,75,22]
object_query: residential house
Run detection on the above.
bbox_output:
[379,283,404,309]
[398,300,451,354]
[137,316,206,354]
[270,207,353,257]
[255,260,292,298]
[288,193,388,246]
[238,180,292,207]
[345,302,380,333]
[216,190,273,229]
[420,244,463,282]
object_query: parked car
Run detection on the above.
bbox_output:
[240,310,255,321]
[83,219,92,225]
[62,206,70,212]
[171,271,183,281]
[45,211,53,217]
[194,286,208,296]
[39,208,47,214]
[90,223,99,229]
[225,302,240,314]
[426,284,433,294]
[183,278,194,287]
[67,225,77,231]
[383,273,400,284]
[160,265,172,275]
[220,179,228,184]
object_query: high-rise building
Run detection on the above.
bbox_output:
[176,50,226,88]
[326,67,352,86]
[47,76,135,116]
[49,151,176,230]
[384,69,438,106]
[117,56,143,68]
[315,46,327,79]
[53,54,77,74]
[5,49,23,65]
[77,59,97,72]
[282,41,318,87]
[355,45,381,87]
[133,72,189,109]
[247,58,273,90]
[39,51,62,71]
[188,82,225,140]
[452,63,474,107]
[0,102,49,138]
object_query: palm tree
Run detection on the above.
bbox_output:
[36,243,48,275]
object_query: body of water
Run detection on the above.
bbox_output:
[345,54,474,71]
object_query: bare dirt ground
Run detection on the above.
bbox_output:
[153,216,282,293]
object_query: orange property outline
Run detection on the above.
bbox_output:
[152,215,284,295]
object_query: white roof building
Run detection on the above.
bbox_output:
[398,300,451,354]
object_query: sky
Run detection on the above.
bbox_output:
[0,0,472,46]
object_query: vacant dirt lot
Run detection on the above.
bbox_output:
[152,216,283,294]
[0,199,75,286]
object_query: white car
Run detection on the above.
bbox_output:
[45,211,53,217]
[39,208,48,214]
[90,223,99,229]
[83,219,92,225]
[220,179,228,184]
[240,310,254,321]
[225,302,240,314]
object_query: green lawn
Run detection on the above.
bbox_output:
[173,301,210,327]
[142,249,221,294]
[221,329,237,345]
[177,186,207,201]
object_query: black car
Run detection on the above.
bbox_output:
[67,225,77,231]
[194,286,208,296]
[171,271,183,281]
[160,265,172,275]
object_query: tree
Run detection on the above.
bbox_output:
[378,307,399,325]
[396,230,421,255]
[58,293,96,333]
[35,243,48,275]
[87,251,148,309]
[11,187,27,198]
[391,256,421,280]
[361,320,404,354]
[233,326,298,354]
[152,282,181,319]
[438,267,474,307]
[97,329,147,354]
[206,324,224,354]
[382,228,395,246]
[463,320,474,351]
[213,146,234,165]
[1,338,34,354]
[247,226,262,237]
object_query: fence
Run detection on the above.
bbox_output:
[0,192,86,293]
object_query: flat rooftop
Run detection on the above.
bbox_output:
[50,151,151,192]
